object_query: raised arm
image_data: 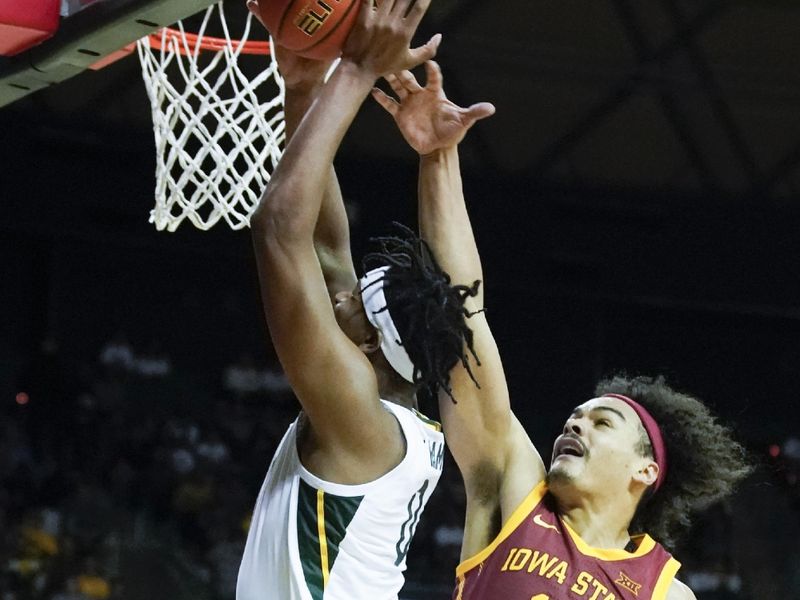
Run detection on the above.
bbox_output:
[249,0,439,463]
[247,1,355,297]
[373,62,546,553]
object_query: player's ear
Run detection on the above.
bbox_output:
[359,328,381,354]
[633,460,659,488]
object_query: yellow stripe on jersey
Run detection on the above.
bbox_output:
[652,556,682,600]
[454,575,465,600]
[413,408,443,432]
[317,489,330,588]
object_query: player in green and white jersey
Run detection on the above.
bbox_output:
[237,1,488,598]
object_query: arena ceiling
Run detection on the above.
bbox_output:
[2,0,800,201]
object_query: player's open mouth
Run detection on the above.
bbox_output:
[553,435,586,459]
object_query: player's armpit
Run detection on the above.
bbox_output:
[459,467,504,561]
[498,415,546,518]
[456,415,545,560]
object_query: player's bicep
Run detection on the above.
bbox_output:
[442,319,546,518]
[314,168,351,255]
[254,234,382,443]
[315,242,357,301]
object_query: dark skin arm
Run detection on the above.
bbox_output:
[250,0,440,481]
[247,0,356,298]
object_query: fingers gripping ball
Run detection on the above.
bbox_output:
[258,0,359,61]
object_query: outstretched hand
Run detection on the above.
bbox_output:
[342,0,440,78]
[246,0,333,91]
[372,61,495,155]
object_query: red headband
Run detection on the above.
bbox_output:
[602,393,668,492]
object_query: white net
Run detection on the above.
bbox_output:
[137,1,285,231]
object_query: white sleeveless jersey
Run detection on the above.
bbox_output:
[237,400,445,600]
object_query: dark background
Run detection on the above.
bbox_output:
[1,0,799,598]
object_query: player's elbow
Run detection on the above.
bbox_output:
[251,181,311,243]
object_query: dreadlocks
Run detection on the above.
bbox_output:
[362,223,481,402]
[595,374,753,551]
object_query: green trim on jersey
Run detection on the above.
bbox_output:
[297,479,364,600]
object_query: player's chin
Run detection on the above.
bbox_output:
[545,464,575,488]
[549,453,581,471]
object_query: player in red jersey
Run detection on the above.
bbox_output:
[374,62,752,599]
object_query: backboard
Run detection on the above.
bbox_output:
[1,0,284,232]
[0,0,220,107]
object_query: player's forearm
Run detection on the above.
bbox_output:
[314,168,356,292]
[284,84,355,285]
[417,146,484,303]
[283,85,322,140]
[252,62,374,239]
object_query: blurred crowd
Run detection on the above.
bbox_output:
[1,336,796,599]
[0,336,465,600]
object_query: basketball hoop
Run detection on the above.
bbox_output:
[137,1,285,231]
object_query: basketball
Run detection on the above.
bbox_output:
[258,0,360,61]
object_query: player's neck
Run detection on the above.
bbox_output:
[556,494,636,550]
[373,355,417,409]
[377,376,417,410]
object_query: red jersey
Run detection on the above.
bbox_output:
[454,482,680,600]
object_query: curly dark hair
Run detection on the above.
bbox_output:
[362,223,481,402]
[595,374,753,551]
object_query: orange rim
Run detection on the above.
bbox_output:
[147,27,271,55]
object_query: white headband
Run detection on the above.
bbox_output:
[359,267,416,383]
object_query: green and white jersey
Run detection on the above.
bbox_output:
[237,400,444,600]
